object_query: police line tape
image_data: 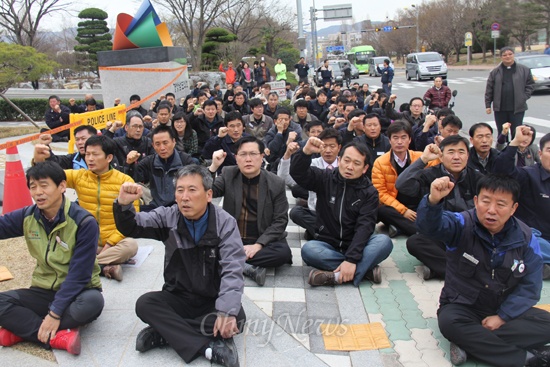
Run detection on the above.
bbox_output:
[0,120,83,151]
[0,64,188,151]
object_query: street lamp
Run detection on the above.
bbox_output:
[411,4,419,52]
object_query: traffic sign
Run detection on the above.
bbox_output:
[383,26,393,32]
[465,32,473,47]
[326,45,345,52]
[491,23,500,31]
[491,30,500,39]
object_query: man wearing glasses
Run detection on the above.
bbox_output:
[208,136,292,285]
[485,46,535,138]
[202,112,250,174]
[105,113,154,172]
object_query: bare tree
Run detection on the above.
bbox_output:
[507,0,545,51]
[154,0,237,69]
[0,0,69,47]
[214,0,264,46]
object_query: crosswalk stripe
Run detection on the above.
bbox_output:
[523,117,550,129]
[483,119,548,145]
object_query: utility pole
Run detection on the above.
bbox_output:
[412,4,419,52]
[297,0,305,58]
[310,0,318,69]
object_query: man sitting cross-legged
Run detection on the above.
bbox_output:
[290,138,393,286]
[395,136,484,280]
[113,167,246,367]
[417,174,550,367]
[208,136,292,285]
[0,162,104,355]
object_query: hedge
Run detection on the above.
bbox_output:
[0,98,103,121]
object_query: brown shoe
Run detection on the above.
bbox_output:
[103,265,123,281]
[308,269,337,286]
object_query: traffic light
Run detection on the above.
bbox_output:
[375,28,381,32]
[393,26,399,30]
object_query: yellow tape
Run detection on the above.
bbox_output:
[98,65,187,73]
[0,64,188,151]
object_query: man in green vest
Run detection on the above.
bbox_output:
[0,161,104,355]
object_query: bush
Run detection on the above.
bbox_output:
[0,98,103,121]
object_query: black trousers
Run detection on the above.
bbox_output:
[406,233,446,278]
[0,287,104,346]
[438,304,550,367]
[289,206,316,238]
[246,240,292,268]
[494,111,525,138]
[135,290,246,363]
[378,205,417,236]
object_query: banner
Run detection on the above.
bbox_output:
[68,105,127,153]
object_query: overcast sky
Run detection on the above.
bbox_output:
[46,0,418,32]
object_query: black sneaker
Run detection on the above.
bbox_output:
[244,264,267,286]
[388,225,401,238]
[527,346,550,367]
[422,265,436,281]
[136,326,167,352]
[543,264,550,280]
[365,265,382,284]
[209,338,239,367]
[449,342,467,365]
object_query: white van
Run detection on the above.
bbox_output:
[405,52,447,81]
[368,57,394,77]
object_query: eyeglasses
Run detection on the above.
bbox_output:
[236,152,262,158]
[129,125,144,130]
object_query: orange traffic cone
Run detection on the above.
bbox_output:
[3,146,32,214]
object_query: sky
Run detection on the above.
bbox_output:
[45,0,418,33]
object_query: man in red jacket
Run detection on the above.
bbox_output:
[219,61,237,86]
[423,77,451,110]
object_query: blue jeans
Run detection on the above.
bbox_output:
[532,228,550,264]
[301,234,393,286]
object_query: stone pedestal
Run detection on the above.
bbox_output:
[97,47,190,110]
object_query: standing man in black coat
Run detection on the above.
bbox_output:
[485,47,535,138]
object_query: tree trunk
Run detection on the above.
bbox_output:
[0,94,41,128]
[31,80,39,90]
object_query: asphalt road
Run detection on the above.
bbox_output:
[354,69,550,145]
[6,69,549,144]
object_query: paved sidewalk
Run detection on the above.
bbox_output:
[1,140,549,367]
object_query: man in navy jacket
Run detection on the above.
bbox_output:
[416,174,550,366]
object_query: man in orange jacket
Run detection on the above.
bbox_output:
[219,61,237,86]
[372,120,436,238]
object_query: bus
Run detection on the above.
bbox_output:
[346,45,376,74]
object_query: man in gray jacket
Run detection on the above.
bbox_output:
[485,46,535,138]
[209,136,292,286]
[113,166,245,367]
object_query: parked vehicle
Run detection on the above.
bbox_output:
[368,57,394,77]
[314,60,357,86]
[346,45,376,74]
[405,52,447,81]
[515,54,550,92]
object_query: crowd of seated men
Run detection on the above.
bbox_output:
[3,61,549,367]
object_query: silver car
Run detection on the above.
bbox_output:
[368,57,394,77]
[515,54,550,92]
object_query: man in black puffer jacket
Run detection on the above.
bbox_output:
[291,139,393,287]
